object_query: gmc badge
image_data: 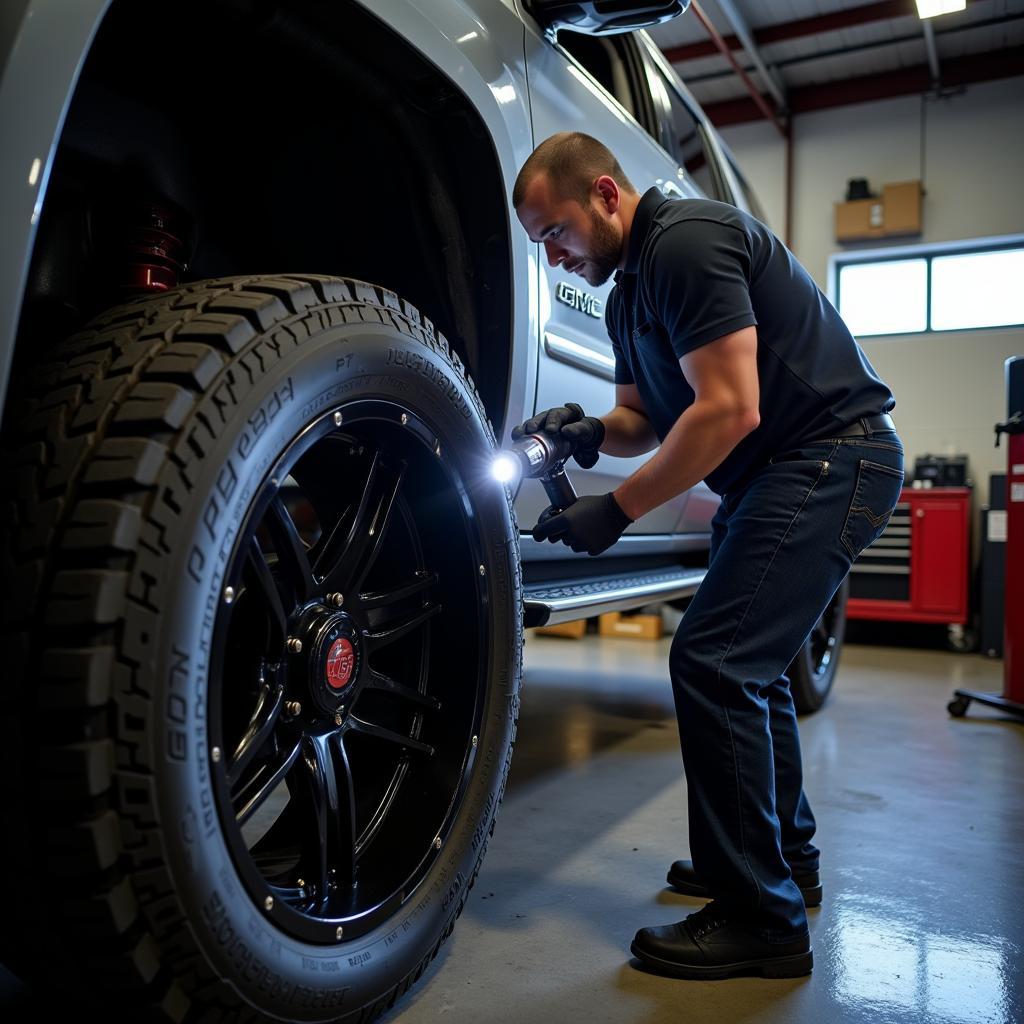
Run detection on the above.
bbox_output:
[555,281,603,319]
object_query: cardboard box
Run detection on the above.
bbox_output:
[835,198,885,241]
[881,181,922,236]
[535,618,588,639]
[835,180,922,241]
[598,611,663,640]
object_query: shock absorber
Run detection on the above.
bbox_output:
[119,199,188,292]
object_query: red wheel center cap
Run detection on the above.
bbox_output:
[325,637,355,690]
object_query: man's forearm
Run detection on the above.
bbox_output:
[612,400,758,521]
[599,406,659,458]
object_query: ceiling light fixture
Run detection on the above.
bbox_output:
[915,0,966,18]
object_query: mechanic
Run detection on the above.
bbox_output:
[511,132,903,980]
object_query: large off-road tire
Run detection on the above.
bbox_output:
[0,274,522,1021]
[789,578,849,714]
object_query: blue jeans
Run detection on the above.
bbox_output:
[669,431,904,938]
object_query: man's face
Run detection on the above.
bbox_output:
[516,173,623,287]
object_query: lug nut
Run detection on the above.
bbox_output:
[336,926,344,940]
[264,896,274,911]
[286,701,302,716]
[327,592,344,607]
[211,747,222,763]
[223,586,235,605]
[400,413,408,425]
[433,836,442,850]
[472,735,478,748]
[335,712,344,725]
[287,637,303,654]
[333,411,343,426]
[478,565,486,576]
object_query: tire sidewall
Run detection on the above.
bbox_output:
[124,313,521,1017]
[791,578,848,713]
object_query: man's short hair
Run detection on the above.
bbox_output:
[512,131,636,209]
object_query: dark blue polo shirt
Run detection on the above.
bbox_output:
[607,188,895,495]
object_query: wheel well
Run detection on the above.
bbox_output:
[18,0,513,431]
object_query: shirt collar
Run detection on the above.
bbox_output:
[622,186,669,276]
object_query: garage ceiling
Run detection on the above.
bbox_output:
[647,0,1024,126]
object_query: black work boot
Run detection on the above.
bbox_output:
[631,902,813,980]
[666,859,823,908]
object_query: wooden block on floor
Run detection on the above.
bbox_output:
[598,611,663,640]
[535,618,588,639]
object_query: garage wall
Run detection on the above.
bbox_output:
[718,75,1024,532]
[719,76,1024,281]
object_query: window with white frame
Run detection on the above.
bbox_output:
[833,240,1024,338]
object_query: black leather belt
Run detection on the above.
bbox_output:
[832,413,896,438]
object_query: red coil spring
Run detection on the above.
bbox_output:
[121,201,187,292]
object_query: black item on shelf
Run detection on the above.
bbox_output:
[912,453,969,487]
[845,178,872,201]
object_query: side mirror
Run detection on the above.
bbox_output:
[527,0,690,37]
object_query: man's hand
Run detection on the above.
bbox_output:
[532,493,633,556]
[511,402,606,469]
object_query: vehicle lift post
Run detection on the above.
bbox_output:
[949,355,1024,721]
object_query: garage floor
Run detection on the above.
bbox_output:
[382,633,1024,1024]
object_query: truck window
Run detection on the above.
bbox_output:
[557,31,660,139]
[646,64,719,199]
[727,154,770,224]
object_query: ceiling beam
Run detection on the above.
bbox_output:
[922,19,941,87]
[680,13,1022,87]
[690,1,785,134]
[700,46,1024,127]
[713,0,788,112]
[662,0,917,64]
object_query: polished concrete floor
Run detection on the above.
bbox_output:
[2,635,1019,1022]
[381,633,1024,1024]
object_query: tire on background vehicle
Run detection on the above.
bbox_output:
[0,274,522,1021]
[789,578,849,714]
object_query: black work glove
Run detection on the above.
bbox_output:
[510,402,606,469]
[532,492,633,556]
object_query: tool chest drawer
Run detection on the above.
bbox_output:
[847,487,971,625]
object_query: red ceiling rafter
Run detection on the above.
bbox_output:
[662,0,918,64]
[700,45,1024,127]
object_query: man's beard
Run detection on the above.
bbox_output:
[581,208,622,286]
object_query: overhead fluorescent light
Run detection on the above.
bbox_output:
[915,0,966,18]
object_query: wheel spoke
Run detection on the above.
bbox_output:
[234,739,302,828]
[264,495,314,606]
[227,682,285,788]
[364,602,441,652]
[360,570,437,610]
[244,537,289,647]
[347,714,435,757]
[315,452,405,595]
[363,669,441,711]
[298,733,358,901]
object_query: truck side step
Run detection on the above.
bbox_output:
[523,567,707,628]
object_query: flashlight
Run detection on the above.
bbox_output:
[492,432,578,515]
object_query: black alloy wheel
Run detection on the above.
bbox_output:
[213,401,485,944]
[789,577,849,713]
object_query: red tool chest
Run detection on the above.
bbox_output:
[847,486,971,626]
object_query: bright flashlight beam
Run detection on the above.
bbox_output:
[491,453,521,485]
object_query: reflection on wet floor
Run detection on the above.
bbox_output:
[380,635,1024,1024]
[830,898,1015,1024]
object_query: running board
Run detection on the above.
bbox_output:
[523,567,707,628]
